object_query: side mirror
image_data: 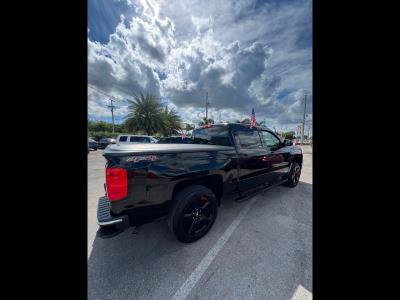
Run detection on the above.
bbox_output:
[284,139,293,146]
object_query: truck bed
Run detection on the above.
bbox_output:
[103,143,235,156]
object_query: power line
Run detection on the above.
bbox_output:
[88,85,121,101]
[88,84,164,104]
[88,85,122,132]
[88,84,134,104]
[88,70,137,98]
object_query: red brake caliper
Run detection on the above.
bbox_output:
[200,196,208,205]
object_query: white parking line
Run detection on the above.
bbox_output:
[291,285,312,300]
[171,196,259,300]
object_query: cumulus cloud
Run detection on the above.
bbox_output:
[88,2,175,98]
[88,0,312,129]
[162,29,275,113]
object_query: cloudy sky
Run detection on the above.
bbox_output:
[88,0,312,132]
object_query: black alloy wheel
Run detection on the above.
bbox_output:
[168,185,218,243]
[284,162,301,187]
[182,195,214,237]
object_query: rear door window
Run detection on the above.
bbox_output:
[119,136,128,142]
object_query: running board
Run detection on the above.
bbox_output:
[235,178,288,203]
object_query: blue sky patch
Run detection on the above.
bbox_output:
[88,0,135,43]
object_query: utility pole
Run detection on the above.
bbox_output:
[107,99,117,134]
[301,92,307,144]
[205,92,209,121]
[219,111,222,123]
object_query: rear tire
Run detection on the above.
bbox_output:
[168,185,218,243]
[284,162,301,187]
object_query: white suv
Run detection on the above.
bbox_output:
[116,134,158,144]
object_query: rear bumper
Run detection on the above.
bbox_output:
[97,196,130,238]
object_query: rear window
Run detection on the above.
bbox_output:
[130,136,150,143]
[119,136,128,142]
[159,137,190,144]
[192,126,232,146]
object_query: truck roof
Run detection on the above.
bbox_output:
[196,123,274,131]
[117,134,153,137]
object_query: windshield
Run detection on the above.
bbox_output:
[192,126,232,146]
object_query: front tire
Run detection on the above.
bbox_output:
[284,162,301,187]
[168,185,218,243]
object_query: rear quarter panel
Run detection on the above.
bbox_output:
[105,149,237,214]
[105,155,150,214]
[179,149,238,194]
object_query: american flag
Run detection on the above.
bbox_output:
[250,108,256,128]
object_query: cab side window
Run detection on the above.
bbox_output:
[233,128,263,149]
[261,131,280,149]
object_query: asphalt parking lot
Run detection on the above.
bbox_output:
[88,146,312,300]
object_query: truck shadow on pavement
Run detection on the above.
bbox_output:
[88,181,312,300]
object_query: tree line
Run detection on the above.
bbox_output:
[89,92,299,140]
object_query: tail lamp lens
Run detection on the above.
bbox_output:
[105,168,127,202]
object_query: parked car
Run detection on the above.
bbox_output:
[116,134,158,144]
[88,138,98,151]
[98,138,116,149]
[97,123,302,242]
[158,136,192,144]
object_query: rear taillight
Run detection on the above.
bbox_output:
[105,167,127,202]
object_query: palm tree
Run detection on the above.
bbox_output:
[125,93,163,135]
[160,107,182,136]
[198,117,214,126]
[237,119,265,127]
[256,120,266,127]
[184,123,195,132]
[180,123,195,136]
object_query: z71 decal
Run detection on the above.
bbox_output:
[126,155,157,163]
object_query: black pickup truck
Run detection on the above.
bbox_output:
[97,123,302,242]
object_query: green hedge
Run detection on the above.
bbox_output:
[89,131,122,141]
